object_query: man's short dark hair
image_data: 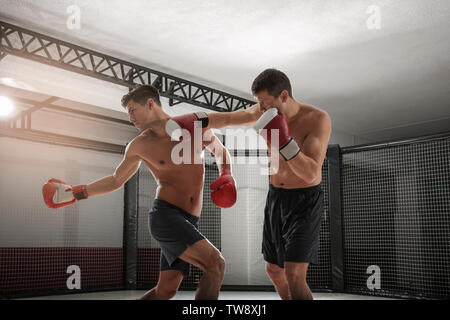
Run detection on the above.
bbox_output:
[121,84,162,108]
[251,68,293,98]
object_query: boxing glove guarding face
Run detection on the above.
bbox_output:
[253,108,300,161]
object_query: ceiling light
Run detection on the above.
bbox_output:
[0,96,14,117]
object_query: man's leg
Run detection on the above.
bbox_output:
[284,262,313,300]
[179,238,225,300]
[140,269,184,300]
[265,262,290,300]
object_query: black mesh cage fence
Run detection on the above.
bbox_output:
[307,158,333,290]
[0,138,125,299]
[341,137,450,299]
[2,20,449,300]
[2,133,449,299]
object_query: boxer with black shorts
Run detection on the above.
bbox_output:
[42,84,237,300]
[199,68,332,300]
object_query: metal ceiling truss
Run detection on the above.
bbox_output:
[0,91,263,156]
[0,20,256,154]
[0,20,254,112]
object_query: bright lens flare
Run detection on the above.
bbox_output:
[0,96,14,117]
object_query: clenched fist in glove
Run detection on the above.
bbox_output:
[210,169,237,209]
[253,108,300,161]
[42,178,89,209]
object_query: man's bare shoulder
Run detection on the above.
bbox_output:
[298,103,330,125]
[125,131,149,155]
[289,104,331,142]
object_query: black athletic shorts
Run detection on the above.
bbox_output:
[148,199,205,276]
[262,184,324,268]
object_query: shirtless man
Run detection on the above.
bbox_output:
[42,84,237,300]
[173,68,331,300]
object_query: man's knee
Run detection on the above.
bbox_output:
[205,251,225,276]
[284,262,308,284]
[266,263,284,279]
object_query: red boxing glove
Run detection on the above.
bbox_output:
[253,108,300,161]
[165,112,209,141]
[210,169,237,209]
[42,178,88,209]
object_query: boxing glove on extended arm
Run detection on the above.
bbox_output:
[165,112,209,141]
[42,178,88,209]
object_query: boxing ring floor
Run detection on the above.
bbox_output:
[18,290,396,300]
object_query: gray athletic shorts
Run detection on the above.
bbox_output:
[148,199,205,276]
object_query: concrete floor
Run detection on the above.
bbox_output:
[19,290,396,300]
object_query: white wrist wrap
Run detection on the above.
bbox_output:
[279,138,300,161]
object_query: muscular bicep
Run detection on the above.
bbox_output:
[300,113,331,167]
[113,143,142,186]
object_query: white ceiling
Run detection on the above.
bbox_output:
[1,0,449,143]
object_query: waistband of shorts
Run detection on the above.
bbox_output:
[151,199,199,223]
[269,184,322,193]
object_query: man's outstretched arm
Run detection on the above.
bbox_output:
[42,140,142,209]
[164,104,263,141]
[207,104,263,129]
[86,142,141,196]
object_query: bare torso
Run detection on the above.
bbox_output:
[268,104,324,189]
[134,126,205,217]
